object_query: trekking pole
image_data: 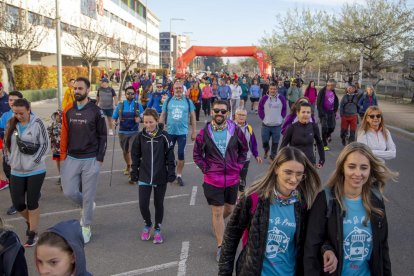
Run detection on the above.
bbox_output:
[109,123,118,187]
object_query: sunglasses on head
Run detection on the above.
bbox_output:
[213,109,227,114]
[368,114,381,119]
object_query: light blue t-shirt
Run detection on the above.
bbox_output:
[341,197,373,276]
[162,97,195,135]
[212,128,227,156]
[17,122,28,134]
[261,200,296,276]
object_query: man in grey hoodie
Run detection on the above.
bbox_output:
[339,84,359,146]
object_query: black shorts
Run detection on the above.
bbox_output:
[250,97,259,103]
[203,183,239,206]
[240,96,248,101]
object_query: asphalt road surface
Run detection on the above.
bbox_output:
[1,102,413,275]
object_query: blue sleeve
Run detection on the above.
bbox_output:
[189,100,195,112]
[0,114,6,129]
[139,103,144,117]
[162,101,168,112]
[112,103,120,120]
[147,96,154,108]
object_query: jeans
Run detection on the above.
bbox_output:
[261,124,281,158]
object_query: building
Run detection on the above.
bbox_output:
[0,0,160,89]
[159,32,190,71]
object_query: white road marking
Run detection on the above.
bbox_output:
[189,186,197,206]
[5,194,189,222]
[111,261,178,276]
[177,241,190,276]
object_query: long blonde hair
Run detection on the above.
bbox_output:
[244,147,321,208]
[359,106,389,141]
[327,142,398,223]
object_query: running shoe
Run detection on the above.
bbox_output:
[0,179,9,190]
[263,150,269,159]
[176,176,184,187]
[108,129,114,136]
[123,167,130,175]
[24,231,38,247]
[141,225,152,241]
[80,202,96,226]
[324,146,330,151]
[6,206,17,215]
[82,226,92,244]
[153,229,163,244]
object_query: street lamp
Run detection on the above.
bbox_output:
[169,18,185,72]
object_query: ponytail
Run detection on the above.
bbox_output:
[5,98,31,152]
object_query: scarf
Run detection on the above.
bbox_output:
[211,120,228,132]
[273,188,300,206]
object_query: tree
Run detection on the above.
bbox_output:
[0,4,47,90]
[112,36,146,100]
[203,57,224,72]
[67,18,108,81]
[328,0,414,83]
[238,58,258,73]
[276,8,327,73]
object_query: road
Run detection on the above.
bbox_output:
[1,99,413,275]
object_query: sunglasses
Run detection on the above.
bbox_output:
[368,114,381,119]
[213,109,227,114]
[126,92,135,95]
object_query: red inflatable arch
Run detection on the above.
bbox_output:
[175,46,271,78]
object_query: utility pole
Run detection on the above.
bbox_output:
[55,0,63,109]
[359,47,364,86]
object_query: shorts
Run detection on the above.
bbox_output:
[203,183,239,206]
[240,96,248,101]
[169,134,186,160]
[102,109,114,117]
[0,138,3,150]
[52,153,60,161]
[119,133,137,153]
[250,97,259,103]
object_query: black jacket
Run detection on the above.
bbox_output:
[130,126,176,185]
[61,101,107,162]
[219,193,308,276]
[316,86,339,117]
[304,190,391,276]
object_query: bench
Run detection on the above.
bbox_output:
[385,91,405,103]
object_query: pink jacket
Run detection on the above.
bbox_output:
[202,86,213,99]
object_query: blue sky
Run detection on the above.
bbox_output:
[148,0,359,47]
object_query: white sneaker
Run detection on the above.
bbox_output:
[108,129,114,136]
[82,226,92,244]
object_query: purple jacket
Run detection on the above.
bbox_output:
[258,94,287,125]
[193,120,248,188]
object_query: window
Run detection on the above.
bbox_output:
[43,17,54,29]
[81,0,97,19]
[28,12,42,26]
[4,4,20,32]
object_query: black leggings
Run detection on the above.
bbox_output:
[10,173,45,212]
[139,184,167,229]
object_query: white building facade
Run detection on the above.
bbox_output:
[0,0,160,87]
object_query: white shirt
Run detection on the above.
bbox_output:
[357,129,396,161]
[230,84,242,99]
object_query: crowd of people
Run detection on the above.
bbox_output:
[0,70,399,275]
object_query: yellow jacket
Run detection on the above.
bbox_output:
[62,87,75,110]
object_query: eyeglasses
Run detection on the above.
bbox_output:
[281,170,306,180]
[213,109,227,114]
[156,85,162,88]
[368,114,381,119]
[126,92,135,95]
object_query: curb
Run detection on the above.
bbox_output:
[386,125,414,141]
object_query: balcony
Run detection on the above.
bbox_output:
[110,0,146,24]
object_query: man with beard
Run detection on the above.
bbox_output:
[60,77,107,244]
[193,100,248,262]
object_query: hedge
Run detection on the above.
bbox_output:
[133,68,169,76]
[22,88,57,102]
[14,65,104,90]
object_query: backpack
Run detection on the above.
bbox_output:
[241,192,259,248]
[324,187,383,219]
[0,230,24,276]
[164,96,191,123]
[118,100,140,121]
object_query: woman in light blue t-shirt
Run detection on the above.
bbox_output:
[219,147,321,275]
[304,142,397,276]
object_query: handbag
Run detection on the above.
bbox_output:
[15,132,40,155]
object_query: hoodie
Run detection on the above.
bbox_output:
[8,113,49,176]
[47,220,91,276]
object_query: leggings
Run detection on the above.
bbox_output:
[139,184,167,229]
[10,173,45,212]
